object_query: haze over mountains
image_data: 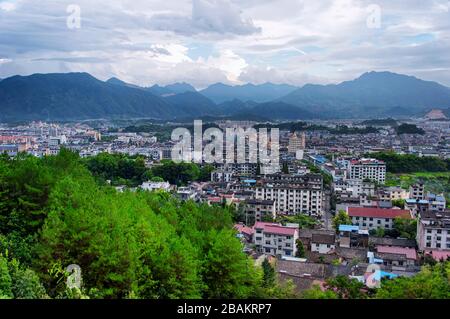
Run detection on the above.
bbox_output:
[1,71,450,122]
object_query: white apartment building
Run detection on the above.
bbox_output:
[348,158,386,184]
[417,210,450,251]
[254,222,299,257]
[348,207,412,231]
[255,175,324,217]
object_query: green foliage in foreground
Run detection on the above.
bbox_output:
[0,150,295,299]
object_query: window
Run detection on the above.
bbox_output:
[436,243,441,248]
[265,248,271,253]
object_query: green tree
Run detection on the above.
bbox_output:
[261,259,275,288]
[296,240,306,258]
[325,275,367,299]
[376,262,450,299]
[332,210,352,233]
[393,218,417,240]
[302,285,338,299]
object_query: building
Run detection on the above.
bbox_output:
[0,144,19,156]
[374,246,418,268]
[311,233,336,254]
[427,193,447,212]
[417,210,450,252]
[338,225,369,248]
[348,158,386,184]
[348,207,412,231]
[140,181,171,192]
[244,199,276,223]
[255,174,324,216]
[409,182,425,200]
[211,169,234,183]
[176,187,197,201]
[288,132,306,154]
[378,187,409,201]
[254,222,299,257]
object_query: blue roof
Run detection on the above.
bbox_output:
[339,225,359,232]
[243,179,256,184]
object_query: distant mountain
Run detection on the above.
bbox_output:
[165,82,196,94]
[106,77,142,89]
[163,91,218,117]
[279,71,450,117]
[0,73,185,121]
[237,102,315,120]
[147,85,174,97]
[217,99,254,115]
[200,82,298,104]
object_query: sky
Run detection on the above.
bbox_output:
[1,0,450,88]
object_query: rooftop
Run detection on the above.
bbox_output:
[348,207,411,219]
[254,222,298,236]
[376,245,418,260]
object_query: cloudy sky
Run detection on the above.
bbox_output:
[1,0,450,88]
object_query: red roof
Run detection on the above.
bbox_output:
[348,207,411,219]
[376,246,417,260]
[425,250,450,261]
[234,224,254,236]
[254,222,297,236]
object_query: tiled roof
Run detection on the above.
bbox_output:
[254,222,297,236]
[348,207,411,219]
[376,245,417,260]
[311,233,335,245]
[425,250,450,261]
[234,223,254,236]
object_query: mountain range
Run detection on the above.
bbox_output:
[279,71,450,117]
[1,71,450,122]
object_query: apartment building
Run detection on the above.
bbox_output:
[348,207,412,231]
[378,186,409,201]
[288,131,306,154]
[409,182,425,200]
[348,158,386,184]
[244,199,276,222]
[417,210,450,251]
[254,222,299,257]
[255,174,324,216]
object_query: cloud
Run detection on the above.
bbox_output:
[0,1,17,12]
[0,58,12,64]
[1,0,450,87]
[149,0,261,35]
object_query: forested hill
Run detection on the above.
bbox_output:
[0,150,295,299]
